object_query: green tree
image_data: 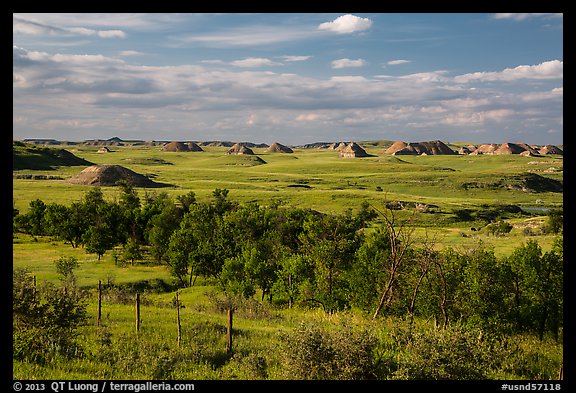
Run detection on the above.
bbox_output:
[273,254,313,308]
[122,237,143,265]
[146,202,181,264]
[459,245,508,332]
[176,191,197,213]
[504,239,563,340]
[54,256,79,289]
[348,227,391,312]
[83,222,115,260]
[299,209,370,314]
[14,199,47,237]
[543,209,563,234]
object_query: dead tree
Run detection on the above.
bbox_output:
[371,201,417,320]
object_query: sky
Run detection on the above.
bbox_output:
[13,13,563,145]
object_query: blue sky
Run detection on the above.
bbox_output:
[13,13,563,145]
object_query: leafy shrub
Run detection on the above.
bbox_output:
[391,323,513,380]
[13,268,87,363]
[485,220,513,236]
[222,351,269,379]
[278,322,378,379]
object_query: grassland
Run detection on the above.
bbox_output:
[13,143,563,255]
[12,142,564,380]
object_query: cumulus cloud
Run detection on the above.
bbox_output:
[230,57,282,67]
[387,59,411,66]
[318,14,373,34]
[331,58,367,69]
[454,60,563,83]
[13,44,563,145]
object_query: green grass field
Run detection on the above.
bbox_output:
[14,144,563,212]
[12,143,563,380]
[14,143,563,256]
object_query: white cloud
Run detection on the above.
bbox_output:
[13,44,563,145]
[493,13,563,21]
[173,26,316,47]
[331,58,367,69]
[387,59,411,66]
[295,113,323,122]
[281,55,312,62]
[13,16,126,39]
[318,14,373,34]
[329,76,368,83]
[399,71,449,83]
[442,109,515,126]
[119,50,145,57]
[230,58,282,67]
[96,30,126,39]
[455,60,563,83]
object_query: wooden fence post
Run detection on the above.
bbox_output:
[135,292,141,333]
[226,307,233,354]
[176,291,182,348]
[97,280,102,327]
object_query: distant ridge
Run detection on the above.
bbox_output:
[13,141,94,170]
[14,138,563,155]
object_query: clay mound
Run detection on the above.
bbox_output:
[69,164,168,188]
[335,142,348,151]
[385,140,455,155]
[470,144,500,155]
[97,147,111,153]
[339,142,369,158]
[384,141,409,154]
[538,145,563,155]
[494,142,528,155]
[417,140,457,155]
[266,142,294,153]
[515,143,540,155]
[458,147,471,155]
[186,142,204,152]
[162,141,190,152]
[227,143,254,155]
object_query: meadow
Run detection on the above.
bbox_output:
[13,143,563,254]
[12,142,564,381]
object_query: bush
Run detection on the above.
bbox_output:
[278,322,378,379]
[485,220,513,236]
[13,268,88,363]
[391,323,513,380]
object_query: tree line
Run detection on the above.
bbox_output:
[13,183,563,340]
